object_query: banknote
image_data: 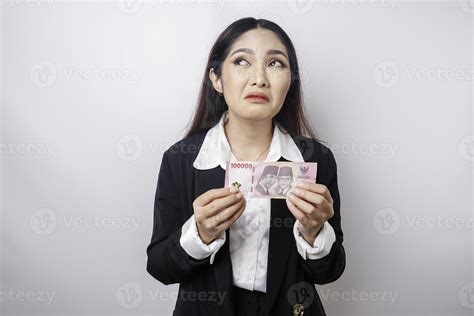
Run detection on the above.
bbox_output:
[224,161,318,199]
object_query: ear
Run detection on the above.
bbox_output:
[209,67,223,94]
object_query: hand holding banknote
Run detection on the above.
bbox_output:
[193,186,247,245]
[286,181,335,245]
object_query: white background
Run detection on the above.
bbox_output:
[1,0,473,315]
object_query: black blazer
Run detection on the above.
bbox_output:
[146,131,346,316]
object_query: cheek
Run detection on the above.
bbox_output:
[222,71,247,97]
[269,72,291,100]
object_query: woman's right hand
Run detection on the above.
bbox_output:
[192,186,246,244]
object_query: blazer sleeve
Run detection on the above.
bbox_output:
[146,149,212,285]
[299,148,346,285]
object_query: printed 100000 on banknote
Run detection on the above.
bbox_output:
[224,161,317,199]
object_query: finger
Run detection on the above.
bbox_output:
[213,198,246,226]
[195,187,239,207]
[216,199,246,231]
[291,187,327,209]
[203,191,244,218]
[288,193,316,215]
[297,182,333,203]
[286,198,310,223]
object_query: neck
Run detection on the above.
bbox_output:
[224,110,273,161]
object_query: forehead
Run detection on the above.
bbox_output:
[229,28,287,55]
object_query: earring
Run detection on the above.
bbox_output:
[218,91,223,96]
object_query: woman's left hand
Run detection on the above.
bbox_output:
[286,182,334,245]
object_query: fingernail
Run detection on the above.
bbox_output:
[230,187,239,193]
[236,193,243,199]
[297,182,306,188]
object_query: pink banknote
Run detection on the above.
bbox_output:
[224,161,318,199]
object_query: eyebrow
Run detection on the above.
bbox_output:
[230,48,288,60]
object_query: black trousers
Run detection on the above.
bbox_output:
[233,286,267,316]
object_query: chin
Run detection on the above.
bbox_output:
[236,104,277,121]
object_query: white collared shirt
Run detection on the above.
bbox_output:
[179,111,336,293]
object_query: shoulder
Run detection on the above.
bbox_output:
[291,135,338,184]
[163,130,209,162]
[291,135,336,164]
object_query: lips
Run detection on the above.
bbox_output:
[245,92,269,101]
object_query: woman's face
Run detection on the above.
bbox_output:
[210,28,292,121]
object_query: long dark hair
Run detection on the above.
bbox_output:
[183,17,320,142]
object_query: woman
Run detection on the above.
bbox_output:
[146,17,346,316]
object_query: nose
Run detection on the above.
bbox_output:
[249,64,269,88]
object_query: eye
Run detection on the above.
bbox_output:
[269,59,286,68]
[233,57,250,66]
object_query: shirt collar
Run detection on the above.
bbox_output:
[193,110,305,170]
